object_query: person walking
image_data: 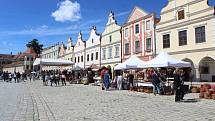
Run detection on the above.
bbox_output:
[42,73,46,86]
[61,72,66,86]
[9,73,12,82]
[13,73,17,83]
[103,70,110,91]
[50,73,54,86]
[55,73,60,86]
[17,72,21,83]
[117,73,123,90]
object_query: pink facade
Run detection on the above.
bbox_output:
[122,6,156,61]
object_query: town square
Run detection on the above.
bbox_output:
[0,0,215,121]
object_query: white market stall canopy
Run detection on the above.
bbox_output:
[114,55,146,70]
[33,58,74,66]
[144,52,191,68]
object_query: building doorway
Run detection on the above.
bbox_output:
[199,57,215,82]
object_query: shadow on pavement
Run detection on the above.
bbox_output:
[181,98,200,103]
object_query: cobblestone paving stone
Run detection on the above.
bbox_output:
[1,80,215,121]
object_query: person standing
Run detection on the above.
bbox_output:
[128,73,134,89]
[173,69,185,102]
[61,72,66,86]
[151,70,161,95]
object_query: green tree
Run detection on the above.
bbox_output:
[26,39,43,56]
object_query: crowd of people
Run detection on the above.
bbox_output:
[0,71,29,83]
[40,69,83,87]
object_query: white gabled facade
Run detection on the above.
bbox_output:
[74,32,86,68]
[85,26,101,68]
[64,37,74,61]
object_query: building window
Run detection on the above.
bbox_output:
[102,48,106,60]
[87,54,89,61]
[92,39,94,43]
[178,10,185,20]
[96,52,98,60]
[71,58,73,61]
[146,38,152,51]
[179,30,187,46]
[108,47,112,59]
[195,26,205,43]
[200,66,209,74]
[115,46,119,57]
[91,53,94,61]
[135,41,141,53]
[135,24,139,34]
[27,57,29,61]
[146,20,150,30]
[125,28,128,37]
[163,34,170,48]
[125,43,129,54]
[78,56,80,62]
[75,57,76,63]
[81,56,83,62]
[109,35,112,43]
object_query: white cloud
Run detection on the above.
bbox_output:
[52,0,81,22]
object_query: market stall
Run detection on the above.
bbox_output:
[33,58,74,66]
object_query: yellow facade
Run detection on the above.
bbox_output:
[101,12,122,72]
[157,0,215,82]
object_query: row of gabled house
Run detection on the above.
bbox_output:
[41,0,215,82]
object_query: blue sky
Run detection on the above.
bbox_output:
[0,0,214,54]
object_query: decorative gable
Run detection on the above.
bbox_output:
[127,6,148,23]
[86,26,100,48]
[75,32,85,47]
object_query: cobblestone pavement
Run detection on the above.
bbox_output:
[1,80,215,121]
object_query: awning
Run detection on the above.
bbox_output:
[144,52,191,68]
[33,58,74,66]
[114,55,146,70]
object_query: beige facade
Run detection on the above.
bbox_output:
[101,12,122,71]
[74,32,86,68]
[156,0,215,82]
[3,65,24,73]
[85,26,101,68]
[41,43,61,70]
[58,43,66,59]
